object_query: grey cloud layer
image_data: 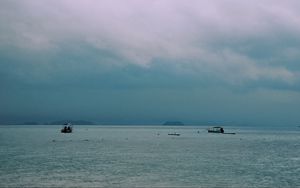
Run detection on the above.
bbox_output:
[1,0,300,86]
[2,0,300,125]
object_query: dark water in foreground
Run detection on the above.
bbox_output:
[0,125,299,187]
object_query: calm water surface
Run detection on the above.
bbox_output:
[0,125,299,187]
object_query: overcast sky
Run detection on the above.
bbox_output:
[1,0,300,126]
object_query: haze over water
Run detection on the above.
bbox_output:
[0,125,299,187]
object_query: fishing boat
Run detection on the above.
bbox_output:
[207,126,236,134]
[61,123,73,133]
[168,133,180,136]
[208,126,224,133]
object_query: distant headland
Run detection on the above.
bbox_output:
[21,120,95,125]
[163,121,184,126]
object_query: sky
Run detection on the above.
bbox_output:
[1,0,300,126]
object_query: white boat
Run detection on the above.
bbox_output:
[207,126,236,134]
[208,126,224,133]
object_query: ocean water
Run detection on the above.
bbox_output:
[0,125,299,187]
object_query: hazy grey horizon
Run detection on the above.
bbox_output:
[1,0,300,127]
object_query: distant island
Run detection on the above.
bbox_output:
[47,120,95,125]
[22,122,39,125]
[163,121,184,126]
[22,120,95,125]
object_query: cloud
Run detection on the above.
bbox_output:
[1,0,300,87]
[2,1,300,125]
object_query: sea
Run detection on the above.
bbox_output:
[0,125,299,187]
